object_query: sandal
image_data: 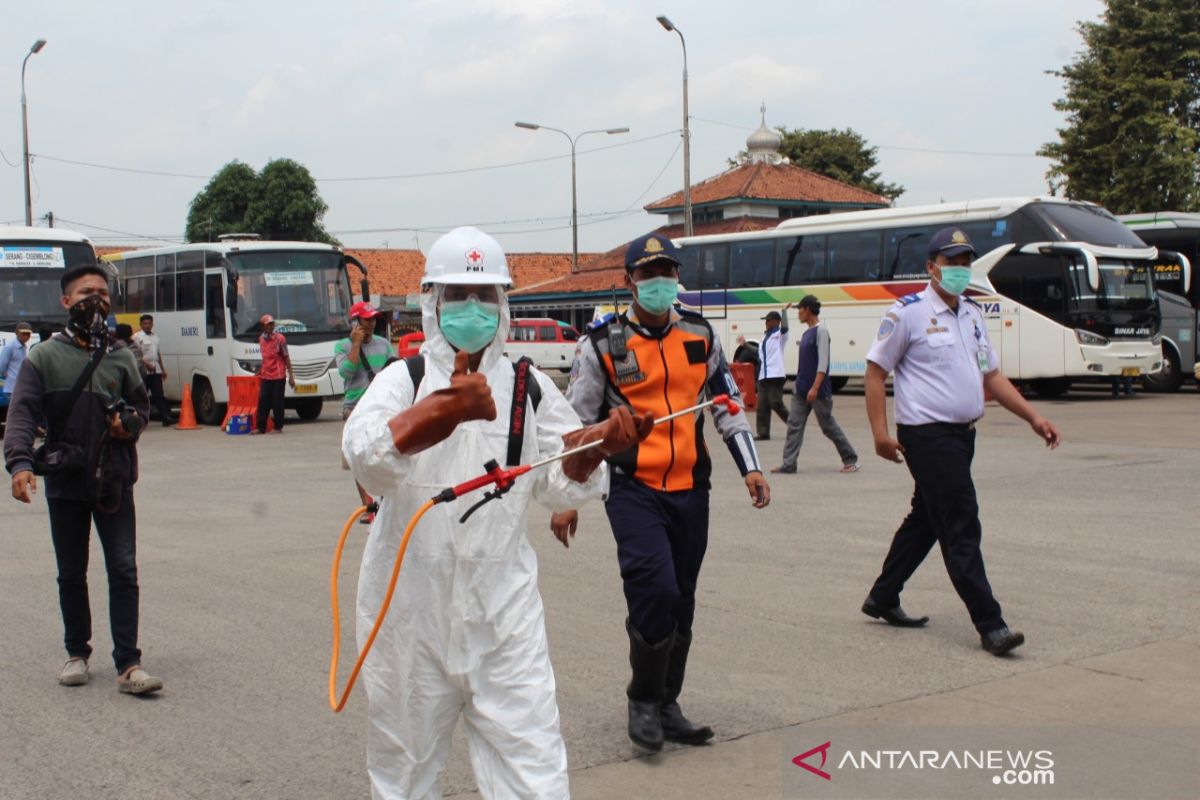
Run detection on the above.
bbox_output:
[118,666,163,695]
[839,464,860,473]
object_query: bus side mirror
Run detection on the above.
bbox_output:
[1159,249,1192,294]
[361,279,370,301]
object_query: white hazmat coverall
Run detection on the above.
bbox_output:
[343,291,606,799]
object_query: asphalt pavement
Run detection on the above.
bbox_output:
[1,383,1197,799]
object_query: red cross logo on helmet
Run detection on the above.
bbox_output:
[465,248,485,271]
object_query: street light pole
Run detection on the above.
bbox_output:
[515,121,629,272]
[656,16,692,237]
[21,39,47,227]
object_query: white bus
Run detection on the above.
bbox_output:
[0,226,98,342]
[674,197,1180,397]
[1,227,99,414]
[106,239,371,425]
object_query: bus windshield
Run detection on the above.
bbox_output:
[227,250,352,341]
[1032,204,1147,248]
[0,241,98,328]
[1068,260,1157,309]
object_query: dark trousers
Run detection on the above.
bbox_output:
[47,491,141,673]
[868,423,1005,634]
[142,373,174,424]
[256,378,286,433]
[605,475,710,644]
[756,377,788,437]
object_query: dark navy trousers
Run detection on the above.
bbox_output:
[605,475,710,645]
[869,422,1005,634]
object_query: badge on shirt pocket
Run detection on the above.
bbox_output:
[613,351,645,385]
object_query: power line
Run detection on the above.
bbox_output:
[52,216,185,245]
[689,116,1046,158]
[28,130,682,185]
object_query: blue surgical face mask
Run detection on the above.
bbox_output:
[635,277,679,315]
[439,298,500,353]
[936,266,972,296]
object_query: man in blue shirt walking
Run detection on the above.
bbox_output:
[772,296,859,474]
[1,321,34,410]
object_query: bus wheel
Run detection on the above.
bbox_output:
[295,397,324,421]
[1029,378,1071,398]
[1140,345,1183,393]
[192,377,226,426]
[830,377,848,394]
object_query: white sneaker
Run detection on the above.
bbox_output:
[60,658,89,686]
[118,666,163,695]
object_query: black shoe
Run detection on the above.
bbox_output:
[861,599,929,627]
[626,620,671,752]
[659,701,713,744]
[627,698,664,751]
[770,465,796,474]
[981,627,1025,656]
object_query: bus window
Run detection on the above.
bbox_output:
[991,254,1067,319]
[676,244,701,289]
[776,235,827,285]
[730,240,775,288]
[827,230,883,282]
[205,273,226,338]
[123,256,155,312]
[700,244,728,289]
[1034,203,1146,248]
[884,228,931,280]
[176,252,204,311]
[155,254,176,312]
[958,219,1015,256]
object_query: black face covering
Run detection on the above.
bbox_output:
[67,294,111,349]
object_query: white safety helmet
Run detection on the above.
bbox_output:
[421,226,512,287]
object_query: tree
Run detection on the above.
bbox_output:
[185,161,258,242]
[733,127,904,200]
[1039,0,1200,213]
[185,158,337,243]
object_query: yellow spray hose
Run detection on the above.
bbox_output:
[328,498,435,712]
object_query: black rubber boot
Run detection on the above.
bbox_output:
[626,619,672,752]
[659,629,714,744]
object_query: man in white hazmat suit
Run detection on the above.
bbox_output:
[343,226,652,799]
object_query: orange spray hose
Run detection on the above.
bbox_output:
[328,498,435,712]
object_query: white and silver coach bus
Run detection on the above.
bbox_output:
[674,197,1183,397]
[105,237,370,424]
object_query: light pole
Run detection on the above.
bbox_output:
[21,38,47,227]
[656,16,691,237]
[515,121,629,271]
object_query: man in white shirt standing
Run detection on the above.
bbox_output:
[755,303,792,440]
[132,314,176,427]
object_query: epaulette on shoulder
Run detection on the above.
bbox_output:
[586,312,617,331]
[898,293,921,306]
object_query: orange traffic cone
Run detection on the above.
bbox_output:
[175,383,202,430]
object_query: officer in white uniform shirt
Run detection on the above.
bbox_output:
[860,227,1062,656]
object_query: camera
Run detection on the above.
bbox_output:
[105,399,144,436]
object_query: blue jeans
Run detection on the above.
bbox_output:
[47,491,142,673]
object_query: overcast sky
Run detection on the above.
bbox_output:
[2,0,1103,255]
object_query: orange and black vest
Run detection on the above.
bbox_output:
[587,311,715,492]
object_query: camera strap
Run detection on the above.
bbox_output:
[47,342,106,444]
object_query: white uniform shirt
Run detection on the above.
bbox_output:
[865,285,1000,426]
[758,324,789,380]
[132,331,162,374]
